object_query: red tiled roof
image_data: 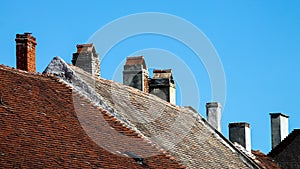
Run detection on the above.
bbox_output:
[59,62,260,169]
[0,65,184,168]
[252,150,281,169]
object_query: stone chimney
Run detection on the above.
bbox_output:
[270,113,289,149]
[72,43,100,77]
[229,122,251,152]
[206,102,222,132]
[15,33,37,72]
[149,69,176,104]
[123,56,149,92]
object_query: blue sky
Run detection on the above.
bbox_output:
[1,1,300,153]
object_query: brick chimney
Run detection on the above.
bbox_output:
[229,122,251,152]
[15,33,37,72]
[72,43,100,77]
[123,56,149,93]
[149,69,176,104]
[206,102,222,132]
[270,113,289,149]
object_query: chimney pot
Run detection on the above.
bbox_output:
[270,113,289,149]
[229,122,251,152]
[206,102,222,132]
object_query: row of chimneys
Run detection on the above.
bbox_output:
[14,32,290,152]
[206,102,289,151]
[15,33,175,104]
[123,56,176,104]
[15,33,101,77]
[121,54,290,152]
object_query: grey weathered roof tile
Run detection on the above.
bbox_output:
[43,57,263,169]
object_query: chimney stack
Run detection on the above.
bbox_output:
[149,69,176,104]
[15,33,37,72]
[123,56,149,93]
[206,102,222,132]
[72,43,100,77]
[270,113,289,149]
[229,122,251,152]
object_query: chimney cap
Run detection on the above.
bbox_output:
[76,43,93,48]
[125,56,147,69]
[206,102,222,108]
[229,122,250,128]
[269,113,289,118]
[75,43,96,54]
[153,69,172,73]
[15,33,37,44]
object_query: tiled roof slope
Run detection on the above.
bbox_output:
[251,151,281,169]
[44,57,261,169]
[268,129,300,169]
[0,65,185,168]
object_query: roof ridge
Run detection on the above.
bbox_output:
[45,57,261,168]
[183,106,262,169]
[70,84,186,168]
[69,64,179,110]
[0,64,49,79]
[43,57,185,167]
[0,65,185,168]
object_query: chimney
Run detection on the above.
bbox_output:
[149,69,176,104]
[72,43,100,77]
[15,33,37,72]
[123,56,149,92]
[270,113,289,149]
[206,102,222,132]
[229,122,251,152]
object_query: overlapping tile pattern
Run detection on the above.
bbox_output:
[268,129,300,169]
[0,65,185,168]
[70,65,258,169]
[251,151,281,169]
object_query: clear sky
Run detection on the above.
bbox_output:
[1,1,299,154]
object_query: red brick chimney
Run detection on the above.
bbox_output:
[15,33,37,72]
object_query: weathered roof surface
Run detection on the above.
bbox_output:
[0,65,184,168]
[44,57,261,169]
[232,143,281,168]
[268,129,300,169]
[251,151,281,169]
[125,56,147,69]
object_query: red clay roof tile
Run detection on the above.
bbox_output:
[0,65,184,168]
